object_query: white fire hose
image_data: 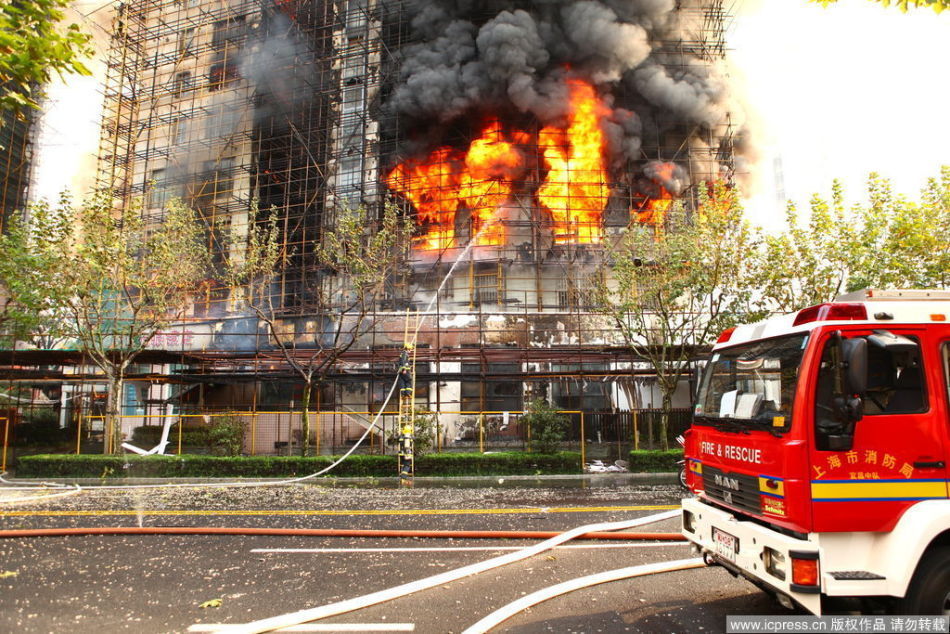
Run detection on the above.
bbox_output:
[192,509,681,633]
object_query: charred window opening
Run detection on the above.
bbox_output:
[208,59,240,91]
[551,364,609,411]
[461,362,522,413]
[212,16,246,50]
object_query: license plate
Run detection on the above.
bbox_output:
[713,527,739,563]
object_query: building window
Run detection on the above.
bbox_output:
[172,71,192,97]
[556,273,600,309]
[208,60,239,91]
[342,51,366,81]
[170,118,188,145]
[345,0,367,34]
[122,382,145,416]
[212,16,245,50]
[338,156,362,188]
[472,267,503,306]
[206,105,239,140]
[341,84,365,115]
[178,27,195,57]
[202,157,236,199]
[461,362,522,412]
[551,364,609,411]
[147,168,175,209]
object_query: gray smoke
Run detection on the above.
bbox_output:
[560,1,650,84]
[629,56,729,128]
[240,12,321,122]
[644,160,690,196]
[384,0,744,191]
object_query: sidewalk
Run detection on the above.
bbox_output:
[3,472,679,488]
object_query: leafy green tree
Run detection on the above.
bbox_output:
[0,0,93,114]
[522,399,568,454]
[0,202,65,345]
[226,202,412,456]
[757,184,852,313]
[815,0,947,13]
[848,169,950,290]
[0,192,213,453]
[596,184,762,450]
[206,414,246,457]
[756,168,950,313]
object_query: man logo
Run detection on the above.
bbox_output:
[714,474,740,491]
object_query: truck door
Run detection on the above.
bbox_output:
[809,328,949,533]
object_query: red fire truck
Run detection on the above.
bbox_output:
[681,289,950,615]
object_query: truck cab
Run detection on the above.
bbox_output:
[681,289,950,614]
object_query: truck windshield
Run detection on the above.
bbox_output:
[694,334,808,433]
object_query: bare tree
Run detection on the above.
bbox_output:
[226,202,412,456]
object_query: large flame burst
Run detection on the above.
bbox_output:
[537,79,609,245]
[386,79,618,251]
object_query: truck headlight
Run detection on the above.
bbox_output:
[764,547,786,581]
[682,510,696,533]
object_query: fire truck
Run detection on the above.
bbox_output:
[681,289,950,615]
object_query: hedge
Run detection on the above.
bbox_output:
[627,449,683,472]
[131,425,210,448]
[15,451,583,479]
[130,420,244,456]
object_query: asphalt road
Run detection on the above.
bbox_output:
[0,476,787,633]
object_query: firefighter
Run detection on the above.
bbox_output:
[398,420,414,477]
[397,344,413,395]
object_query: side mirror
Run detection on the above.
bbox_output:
[841,337,867,397]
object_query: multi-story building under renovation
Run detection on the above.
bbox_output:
[0,106,36,233]
[14,0,738,455]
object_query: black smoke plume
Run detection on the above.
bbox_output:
[381,0,742,192]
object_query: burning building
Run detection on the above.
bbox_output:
[78,0,738,453]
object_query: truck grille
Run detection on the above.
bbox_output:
[702,466,760,515]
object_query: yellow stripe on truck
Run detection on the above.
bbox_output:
[811,479,948,501]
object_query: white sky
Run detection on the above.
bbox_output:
[31,0,112,202]
[30,0,950,231]
[728,0,950,230]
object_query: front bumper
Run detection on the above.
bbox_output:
[681,496,823,615]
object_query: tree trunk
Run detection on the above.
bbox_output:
[300,381,312,457]
[105,374,124,455]
[660,390,673,452]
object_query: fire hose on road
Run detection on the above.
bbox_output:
[461,557,706,634]
[189,509,688,634]
[0,525,685,540]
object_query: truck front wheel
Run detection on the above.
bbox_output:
[898,546,950,615]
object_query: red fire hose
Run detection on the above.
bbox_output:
[0,526,685,540]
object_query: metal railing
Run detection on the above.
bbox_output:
[1,409,692,466]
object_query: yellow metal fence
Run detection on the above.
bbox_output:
[72,410,587,461]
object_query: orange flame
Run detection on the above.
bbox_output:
[640,190,672,226]
[538,79,609,245]
[385,147,461,250]
[387,79,619,251]
[459,120,522,246]
[385,121,523,249]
